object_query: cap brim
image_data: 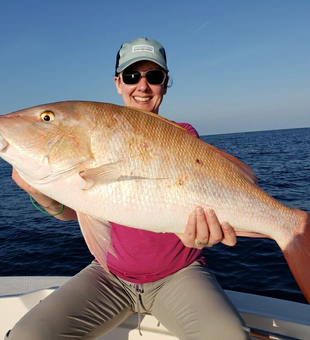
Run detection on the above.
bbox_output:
[117,57,169,73]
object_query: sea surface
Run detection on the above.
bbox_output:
[0,127,309,303]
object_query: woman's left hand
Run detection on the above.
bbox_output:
[177,207,237,249]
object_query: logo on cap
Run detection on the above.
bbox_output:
[132,45,155,54]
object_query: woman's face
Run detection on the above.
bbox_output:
[114,61,167,114]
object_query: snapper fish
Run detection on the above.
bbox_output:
[0,101,309,303]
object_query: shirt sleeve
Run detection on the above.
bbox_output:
[175,122,200,138]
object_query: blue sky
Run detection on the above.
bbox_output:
[1,0,309,135]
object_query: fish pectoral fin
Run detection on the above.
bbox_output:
[77,212,117,273]
[79,161,122,190]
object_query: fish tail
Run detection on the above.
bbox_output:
[279,211,310,303]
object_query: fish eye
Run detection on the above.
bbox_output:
[40,111,55,122]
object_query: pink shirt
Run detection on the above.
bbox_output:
[107,122,205,283]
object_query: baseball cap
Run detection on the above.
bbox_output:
[115,37,168,74]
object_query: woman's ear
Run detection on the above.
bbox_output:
[114,76,122,95]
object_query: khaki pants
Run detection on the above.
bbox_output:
[6,261,250,340]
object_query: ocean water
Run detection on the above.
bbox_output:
[0,127,309,304]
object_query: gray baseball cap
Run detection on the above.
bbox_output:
[115,37,168,74]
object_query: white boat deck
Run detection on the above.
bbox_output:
[1,277,310,340]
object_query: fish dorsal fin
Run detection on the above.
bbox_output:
[128,107,188,132]
[208,143,258,184]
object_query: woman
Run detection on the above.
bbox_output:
[7,38,250,340]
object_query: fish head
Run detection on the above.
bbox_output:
[0,101,96,182]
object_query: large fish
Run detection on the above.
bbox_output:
[0,101,309,302]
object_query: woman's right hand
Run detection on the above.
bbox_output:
[12,168,77,221]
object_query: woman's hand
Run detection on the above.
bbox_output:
[12,168,77,221]
[177,207,237,249]
[12,167,50,201]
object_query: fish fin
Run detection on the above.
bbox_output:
[208,144,258,184]
[128,106,188,132]
[235,231,271,238]
[278,211,310,304]
[79,161,122,189]
[76,212,117,272]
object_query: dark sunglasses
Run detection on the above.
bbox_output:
[120,69,167,85]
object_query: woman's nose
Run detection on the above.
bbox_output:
[137,76,151,91]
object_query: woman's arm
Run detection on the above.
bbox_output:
[12,168,77,221]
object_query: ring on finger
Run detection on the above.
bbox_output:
[196,239,208,247]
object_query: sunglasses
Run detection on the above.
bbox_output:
[120,69,167,85]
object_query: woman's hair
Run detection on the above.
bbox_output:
[114,50,122,77]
